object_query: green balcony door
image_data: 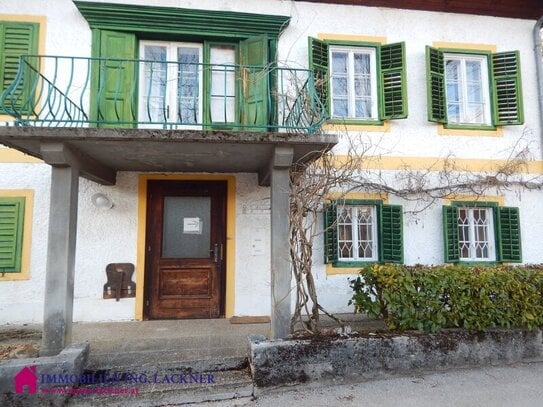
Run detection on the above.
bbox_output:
[91,30,137,128]
[239,35,269,130]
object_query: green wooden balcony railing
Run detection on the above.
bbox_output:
[0,55,327,133]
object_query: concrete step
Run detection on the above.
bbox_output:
[86,348,248,372]
[66,367,253,406]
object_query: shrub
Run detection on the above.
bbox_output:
[348,264,543,332]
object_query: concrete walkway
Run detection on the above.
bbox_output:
[71,319,270,371]
[200,361,543,407]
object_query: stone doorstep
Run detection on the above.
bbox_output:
[248,329,543,388]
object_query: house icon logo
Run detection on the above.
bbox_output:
[14,365,38,394]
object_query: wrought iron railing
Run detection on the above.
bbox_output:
[0,55,327,133]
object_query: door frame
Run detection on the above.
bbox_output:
[135,174,236,320]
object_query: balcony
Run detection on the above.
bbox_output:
[0,55,326,134]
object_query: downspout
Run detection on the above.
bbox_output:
[534,17,543,158]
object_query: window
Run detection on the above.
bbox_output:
[457,206,495,261]
[0,21,39,114]
[443,202,521,263]
[445,54,492,125]
[426,46,523,128]
[0,197,25,273]
[330,47,378,120]
[337,205,378,261]
[310,38,407,124]
[324,200,403,265]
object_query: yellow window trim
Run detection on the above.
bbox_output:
[0,14,47,124]
[326,265,362,275]
[437,125,503,137]
[432,41,496,52]
[136,174,236,320]
[326,191,389,203]
[0,189,33,281]
[443,194,504,206]
[322,121,390,133]
[318,33,387,44]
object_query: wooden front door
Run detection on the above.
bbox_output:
[144,180,226,319]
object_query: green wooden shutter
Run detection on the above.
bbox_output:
[0,22,39,114]
[443,205,459,263]
[491,51,523,126]
[0,197,25,273]
[308,37,329,116]
[240,34,269,130]
[380,204,403,263]
[497,206,522,263]
[426,46,447,123]
[379,42,407,120]
[90,29,137,128]
[323,202,338,264]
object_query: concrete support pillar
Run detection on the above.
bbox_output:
[270,146,294,339]
[41,163,80,356]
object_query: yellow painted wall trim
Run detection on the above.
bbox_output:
[136,174,236,320]
[326,191,389,203]
[432,41,497,52]
[0,148,43,163]
[318,33,387,44]
[443,194,504,206]
[0,189,33,281]
[438,124,503,137]
[332,155,543,174]
[322,121,390,133]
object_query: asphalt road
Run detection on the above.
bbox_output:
[200,361,543,407]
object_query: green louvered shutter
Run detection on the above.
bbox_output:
[0,22,39,114]
[380,204,403,263]
[323,202,338,263]
[379,42,407,120]
[443,205,459,263]
[0,197,25,273]
[426,46,446,123]
[491,51,523,126]
[497,206,522,263]
[91,29,137,128]
[309,37,329,116]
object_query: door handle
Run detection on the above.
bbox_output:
[211,243,220,263]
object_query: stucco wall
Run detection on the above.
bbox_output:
[0,0,542,323]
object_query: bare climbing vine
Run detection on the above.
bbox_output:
[288,129,543,335]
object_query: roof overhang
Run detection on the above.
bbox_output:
[0,127,337,186]
[294,0,543,20]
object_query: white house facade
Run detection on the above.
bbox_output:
[0,0,542,355]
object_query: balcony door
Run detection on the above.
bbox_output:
[139,41,203,127]
[139,41,238,128]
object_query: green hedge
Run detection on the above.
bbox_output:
[348,264,543,332]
